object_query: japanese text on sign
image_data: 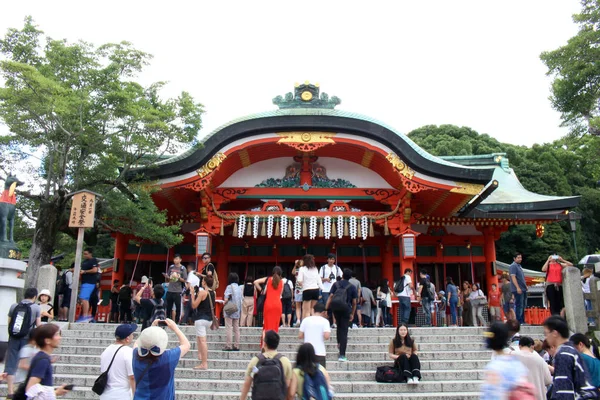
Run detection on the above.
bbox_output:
[69,192,96,228]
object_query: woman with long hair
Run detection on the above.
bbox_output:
[241,275,255,327]
[377,279,393,327]
[461,281,473,326]
[288,343,333,399]
[388,323,421,384]
[291,259,304,326]
[297,254,323,321]
[223,272,242,351]
[191,275,216,370]
[254,266,284,338]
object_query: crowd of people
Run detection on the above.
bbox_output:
[6,249,599,399]
[482,316,600,400]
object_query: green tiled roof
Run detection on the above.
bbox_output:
[156,108,465,169]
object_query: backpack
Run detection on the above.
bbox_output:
[426,280,435,298]
[282,280,292,300]
[394,276,406,294]
[252,353,287,400]
[329,282,350,312]
[8,302,33,339]
[57,272,68,295]
[119,286,132,301]
[508,381,536,400]
[302,366,332,400]
[149,299,166,324]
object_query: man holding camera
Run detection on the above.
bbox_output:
[542,254,573,316]
[319,254,342,326]
[164,254,187,324]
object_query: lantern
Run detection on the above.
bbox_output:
[196,231,212,258]
[401,230,418,259]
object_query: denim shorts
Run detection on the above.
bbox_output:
[3,337,28,375]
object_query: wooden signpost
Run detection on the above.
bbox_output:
[68,190,100,323]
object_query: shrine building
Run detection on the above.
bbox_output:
[112,83,579,298]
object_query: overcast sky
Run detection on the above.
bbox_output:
[1,1,582,148]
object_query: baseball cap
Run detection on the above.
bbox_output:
[141,276,149,283]
[439,290,445,295]
[115,323,137,340]
[136,326,168,356]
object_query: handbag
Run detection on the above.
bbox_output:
[207,290,219,330]
[92,345,125,394]
[223,294,239,316]
[471,290,488,307]
[375,365,403,383]
[256,281,268,313]
[379,299,387,309]
[12,356,41,400]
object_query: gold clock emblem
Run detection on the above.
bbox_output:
[301,91,313,101]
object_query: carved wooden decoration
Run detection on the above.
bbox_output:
[276,132,336,152]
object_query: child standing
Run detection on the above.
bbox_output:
[38,289,54,323]
[437,291,447,327]
[15,331,38,388]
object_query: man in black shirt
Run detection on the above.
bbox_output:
[118,282,133,323]
[195,252,217,290]
[134,282,165,330]
[78,248,98,322]
[326,268,358,362]
[416,269,433,326]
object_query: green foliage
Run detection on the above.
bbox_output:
[408,124,600,270]
[540,0,600,136]
[0,17,204,271]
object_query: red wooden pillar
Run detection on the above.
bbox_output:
[383,237,397,327]
[484,228,499,293]
[112,232,127,284]
[216,236,228,299]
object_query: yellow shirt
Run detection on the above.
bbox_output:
[293,365,327,399]
[245,350,293,381]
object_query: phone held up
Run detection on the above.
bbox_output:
[158,320,168,327]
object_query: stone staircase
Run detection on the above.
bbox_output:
[1,323,544,399]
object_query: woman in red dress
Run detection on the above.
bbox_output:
[254,266,284,340]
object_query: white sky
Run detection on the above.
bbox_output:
[0,0,582,148]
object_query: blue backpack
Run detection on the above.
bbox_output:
[302,366,332,400]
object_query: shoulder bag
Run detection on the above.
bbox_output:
[207,290,219,330]
[92,345,126,394]
[223,285,239,316]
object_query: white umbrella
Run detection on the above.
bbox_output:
[579,254,600,265]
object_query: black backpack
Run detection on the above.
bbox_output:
[56,272,68,295]
[282,280,292,300]
[329,282,350,312]
[8,302,33,339]
[252,353,287,400]
[394,276,406,294]
[149,299,166,324]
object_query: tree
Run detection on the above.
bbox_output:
[540,0,600,136]
[0,17,204,288]
[408,124,600,270]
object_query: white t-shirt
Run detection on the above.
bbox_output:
[398,274,412,297]
[99,344,134,400]
[187,271,200,289]
[298,267,324,291]
[319,264,342,293]
[299,316,331,356]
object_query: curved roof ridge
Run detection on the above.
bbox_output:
[155,107,468,169]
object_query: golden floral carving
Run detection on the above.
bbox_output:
[276,132,336,152]
[386,153,415,179]
[197,153,227,178]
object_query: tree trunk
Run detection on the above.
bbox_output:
[24,196,67,289]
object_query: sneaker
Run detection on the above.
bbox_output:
[413,377,420,384]
[352,324,358,329]
[232,347,240,351]
[331,324,337,329]
[407,377,416,384]
[338,356,348,362]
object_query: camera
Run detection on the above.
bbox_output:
[552,255,559,260]
[158,320,168,326]
[329,272,335,281]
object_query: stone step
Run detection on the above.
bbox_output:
[0,386,481,400]
[60,329,532,343]
[66,323,544,336]
[1,376,484,393]
[58,337,487,352]
[51,364,484,381]
[53,345,491,360]
[50,356,490,371]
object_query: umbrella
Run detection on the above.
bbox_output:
[578,254,600,265]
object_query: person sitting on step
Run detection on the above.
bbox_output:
[388,323,421,384]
